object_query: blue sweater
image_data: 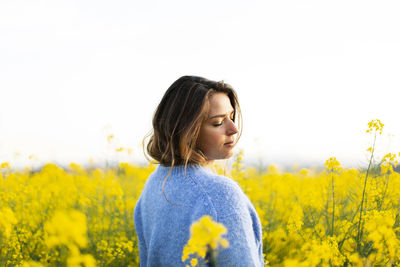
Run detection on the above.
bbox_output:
[133,164,264,267]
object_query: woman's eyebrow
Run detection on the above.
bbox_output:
[209,110,234,119]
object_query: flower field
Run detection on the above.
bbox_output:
[1,119,400,266]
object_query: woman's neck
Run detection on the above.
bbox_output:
[200,160,215,170]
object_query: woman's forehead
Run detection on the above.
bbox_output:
[208,93,233,115]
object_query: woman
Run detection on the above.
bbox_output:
[134,76,264,266]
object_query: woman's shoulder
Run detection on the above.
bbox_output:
[203,172,242,194]
[151,164,240,189]
[148,164,246,205]
[183,165,242,193]
[187,167,249,217]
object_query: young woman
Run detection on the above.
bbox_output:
[134,76,264,266]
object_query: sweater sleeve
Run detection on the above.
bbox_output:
[209,180,264,267]
[133,198,148,266]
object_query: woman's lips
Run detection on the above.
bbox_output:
[224,141,234,146]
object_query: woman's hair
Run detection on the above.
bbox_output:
[143,75,242,204]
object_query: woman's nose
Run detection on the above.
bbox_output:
[227,119,238,135]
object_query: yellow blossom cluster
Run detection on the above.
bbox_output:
[0,207,17,238]
[0,162,11,170]
[45,210,88,249]
[366,119,384,134]
[364,210,400,264]
[182,215,229,266]
[380,152,400,174]
[324,157,343,173]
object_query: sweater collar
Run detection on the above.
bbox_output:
[155,164,213,176]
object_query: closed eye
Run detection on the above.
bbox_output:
[213,116,235,127]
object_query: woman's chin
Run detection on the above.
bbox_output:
[224,151,234,159]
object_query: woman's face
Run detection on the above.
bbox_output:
[197,92,239,163]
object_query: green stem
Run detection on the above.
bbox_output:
[338,202,361,251]
[356,132,376,252]
[378,173,390,211]
[206,245,217,267]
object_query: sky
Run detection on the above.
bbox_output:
[1,0,400,170]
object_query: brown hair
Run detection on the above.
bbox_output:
[143,75,242,204]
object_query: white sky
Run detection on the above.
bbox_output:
[1,0,400,169]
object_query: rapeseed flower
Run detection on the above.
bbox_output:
[0,207,17,238]
[366,119,384,134]
[324,157,343,173]
[182,215,229,266]
[0,162,11,170]
[380,152,399,174]
[44,210,88,249]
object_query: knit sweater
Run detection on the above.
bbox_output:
[133,164,264,267]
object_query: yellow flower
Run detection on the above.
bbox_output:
[69,162,85,173]
[44,210,88,249]
[190,258,198,267]
[324,157,342,173]
[67,252,96,267]
[287,204,304,234]
[364,210,399,261]
[20,260,45,267]
[0,207,17,238]
[182,215,229,264]
[366,119,384,135]
[380,152,399,174]
[0,162,11,170]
